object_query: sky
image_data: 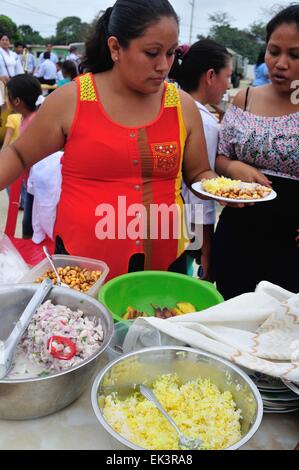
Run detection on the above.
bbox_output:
[0,0,294,42]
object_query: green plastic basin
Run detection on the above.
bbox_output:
[98,271,223,323]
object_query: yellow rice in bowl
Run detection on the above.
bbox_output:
[101,374,242,450]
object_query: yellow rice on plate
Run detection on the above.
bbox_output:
[201,177,272,200]
[101,373,242,450]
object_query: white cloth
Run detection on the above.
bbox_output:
[124,282,299,383]
[39,52,58,65]
[56,70,64,82]
[36,59,57,80]
[182,101,219,225]
[0,48,24,78]
[18,52,36,74]
[66,52,80,64]
[66,52,80,72]
[27,151,63,244]
[0,81,5,106]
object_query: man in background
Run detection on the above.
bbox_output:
[66,45,80,72]
[35,51,56,86]
[39,44,58,65]
[15,43,36,75]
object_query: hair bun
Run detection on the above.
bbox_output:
[175,44,191,60]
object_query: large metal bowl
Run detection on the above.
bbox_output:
[0,284,114,420]
[91,347,263,450]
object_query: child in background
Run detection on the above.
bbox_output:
[6,75,44,238]
[1,111,25,208]
[56,61,64,83]
[57,60,78,87]
[1,112,21,149]
[6,74,62,244]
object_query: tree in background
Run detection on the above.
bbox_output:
[18,25,44,45]
[0,15,20,42]
[250,21,267,46]
[0,12,104,47]
[55,16,90,44]
[198,12,267,64]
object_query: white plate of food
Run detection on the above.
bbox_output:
[192,177,277,204]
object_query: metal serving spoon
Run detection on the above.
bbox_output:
[43,246,68,288]
[140,385,202,450]
[0,279,53,380]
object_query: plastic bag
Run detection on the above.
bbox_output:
[0,232,29,284]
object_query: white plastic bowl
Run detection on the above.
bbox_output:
[19,254,109,298]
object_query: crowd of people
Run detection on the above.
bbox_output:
[0,39,79,241]
[0,38,79,87]
[0,0,297,301]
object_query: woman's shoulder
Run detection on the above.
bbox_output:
[231,88,250,110]
[178,88,196,108]
[37,81,77,122]
[47,80,77,103]
[178,88,206,120]
[28,81,78,137]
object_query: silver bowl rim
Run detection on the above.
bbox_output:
[91,346,264,451]
[0,284,114,384]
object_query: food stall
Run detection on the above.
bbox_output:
[0,250,298,450]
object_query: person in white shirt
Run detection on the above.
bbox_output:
[169,40,232,280]
[26,51,36,75]
[35,52,57,86]
[14,43,36,75]
[39,44,58,65]
[66,45,80,70]
[0,34,24,83]
[56,61,64,82]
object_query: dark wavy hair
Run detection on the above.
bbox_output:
[80,0,179,73]
[62,60,78,80]
[7,75,42,112]
[256,49,266,66]
[169,39,231,93]
[266,4,299,43]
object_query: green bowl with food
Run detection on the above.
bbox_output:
[98,271,223,323]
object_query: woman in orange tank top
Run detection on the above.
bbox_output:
[0,0,216,280]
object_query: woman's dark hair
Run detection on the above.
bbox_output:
[62,60,78,80]
[44,51,51,60]
[266,4,299,43]
[169,39,231,93]
[256,49,266,66]
[7,74,42,112]
[0,33,9,41]
[80,0,179,73]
